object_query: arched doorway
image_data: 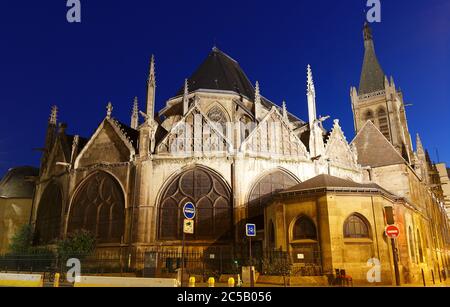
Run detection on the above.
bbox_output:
[68,172,125,244]
[158,166,232,241]
[35,181,63,245]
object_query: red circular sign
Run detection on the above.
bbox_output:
[385,225,400,238]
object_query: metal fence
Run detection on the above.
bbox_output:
[140,250,323,279]
[0,250,323,279]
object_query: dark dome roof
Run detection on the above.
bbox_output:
[175,47,255,99]
[0,166,39,199]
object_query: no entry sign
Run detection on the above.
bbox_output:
[385,225,400,238]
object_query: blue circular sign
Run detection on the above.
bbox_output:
[183,202,196,220]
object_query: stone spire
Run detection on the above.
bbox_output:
[183,79,189,115]
[146,55,156,120]
[359,22,385,95]
[106,102,113,119]
[49,105,58,125]
[282,100,288,121]
[131,97,139,129]
[307,65,317,128]
[254,81,262,120]
[416,134,425,156]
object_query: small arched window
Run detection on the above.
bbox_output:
[408,227,416,263]
[207,105,228,137]
[293,216,317,240]
[377,108,390,140]
[417,229,424,263]
[364,109,375,123]
[344,214,370,239]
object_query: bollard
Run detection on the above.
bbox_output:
[208,277,215,287]
[54,273,60,288]
[228,277,235,287]
[189,276,196,287]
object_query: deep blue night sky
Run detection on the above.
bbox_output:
[0,0,449,176]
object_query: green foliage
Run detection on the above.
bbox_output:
[56,230,96,261]
[261,257,292,276]
[8,224,33,255]
[7,224,54,257]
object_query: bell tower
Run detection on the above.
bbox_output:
[350,23,414,163]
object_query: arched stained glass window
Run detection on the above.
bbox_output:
[344,214,370,239]
[35,182,62,244]
[248,170,298,230]
[293,216,317,240]
[159,167,232,240]
[207,106,228,137]
[68,172,125,244]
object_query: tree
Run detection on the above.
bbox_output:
[8,224,33,255]
[56,230,96,262]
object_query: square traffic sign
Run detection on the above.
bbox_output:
[246,223,256,237]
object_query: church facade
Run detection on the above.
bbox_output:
[30,23,450,285]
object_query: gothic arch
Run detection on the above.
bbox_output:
[247,168,300,231]
[35,181,63,245]
[364,109,375,123]
[157,165,232,241]
[206,103,230,137]
[67,171,125,244]
[290,215,317,241]
[343,213,371,239]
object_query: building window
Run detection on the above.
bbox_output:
[34,182,62,245]
[343,214,370,239]
[408,226,416,263]
[239,115,253,142]
[248,170,298,231]
[364,109,375,124]
[377,108,390,140]
[68,172,125,244]
[293,216,317,240]
[159,167,232,241]
[417,229,424,263]
[207,105,228,137]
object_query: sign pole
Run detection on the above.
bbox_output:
[391,238,400,286]
[249,235,254,288]
[181,230,185,287]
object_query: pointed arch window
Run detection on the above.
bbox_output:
[293,216,317,241]
[159,167,232,241]
[248,170,298,231]
[377,108,390,140]
[35,182,63,245]
[68,172,125,244]
[417,229,424,263]
[344,214,370,239]
[207,106,228,138]
[364,109,375,124]
[408,226,416,263]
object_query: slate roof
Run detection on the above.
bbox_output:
[0,166,39,199]
[115,120,140,152]
[359,23,386,95]
[160,47,305,125]
[175,47,255,99]
[351,120,406,168]
[281,174,383,193]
